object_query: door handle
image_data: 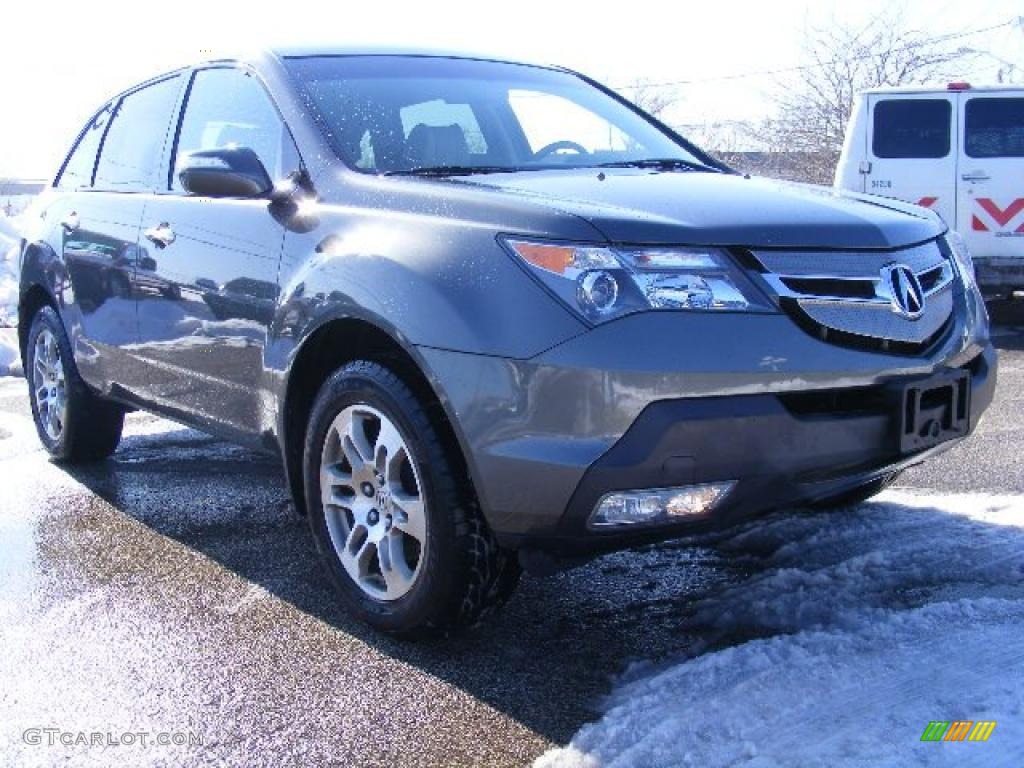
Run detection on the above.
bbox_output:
[60,212,80,233]
[961,172,990,182]
[144,222,176,248]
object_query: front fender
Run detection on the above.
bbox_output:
[273,203,588,360]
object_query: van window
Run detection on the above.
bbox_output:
[94,76,183,190]
[965,98,1024,158]
[872,99,951,159]
[57,106,112,189]
[172,68,287,191]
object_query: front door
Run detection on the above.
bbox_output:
[956,93,1024,266]
[131,65,298,437]
[865,93,958,226]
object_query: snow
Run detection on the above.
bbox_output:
[536,492,1024,768]
[0,214,20,376]
[0,212,19,329]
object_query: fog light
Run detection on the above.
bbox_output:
[589,482,735,528]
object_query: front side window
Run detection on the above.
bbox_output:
[57,105,112,189]
[94,76,183,190]
[872,99,951,159]
[965,98,1024,158]
[172,68,288,191]
[284,55,705,174]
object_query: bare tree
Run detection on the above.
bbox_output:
[756,9,975,183]
[624,78,681,119]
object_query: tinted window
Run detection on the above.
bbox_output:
[172,68,288,191]
[94,76,183,190]
[57,105,112,189]
[965,98,1024,158]
[872,99,951,159]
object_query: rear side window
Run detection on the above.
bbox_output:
[171,68,288,191]
[872,99,951,159]
[965,98,1024,158]
[94,76,183,190]
[57,106,111,189]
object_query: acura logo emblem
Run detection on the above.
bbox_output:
[881,263,925,320]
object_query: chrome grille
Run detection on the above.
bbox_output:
[752,241,955,351]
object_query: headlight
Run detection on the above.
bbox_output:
[501,238,771,323]
[944,231,975,289]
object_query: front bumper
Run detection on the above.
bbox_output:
[420,289,994,554]
[542,343,994,554]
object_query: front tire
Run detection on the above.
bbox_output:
[303,360,519,636]
[26,306,124,461]
[811,473,898,510]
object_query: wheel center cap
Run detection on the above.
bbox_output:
[376,486,392,513]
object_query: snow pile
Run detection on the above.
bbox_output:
[0,331,16,377]
[537,492,1024,768]
[0,212,19,328]
[0,215,21,375]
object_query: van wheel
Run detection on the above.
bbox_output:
[303,360,520,636]
[26,306,124,461]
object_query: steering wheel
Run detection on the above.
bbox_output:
[533,140,590,160]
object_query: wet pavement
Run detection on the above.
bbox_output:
[1,305,1022,767]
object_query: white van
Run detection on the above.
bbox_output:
[836,84,1024,297]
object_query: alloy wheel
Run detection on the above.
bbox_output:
[33,327,67,442]
[320,404,427,601]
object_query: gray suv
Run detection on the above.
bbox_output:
[19,49,995,635]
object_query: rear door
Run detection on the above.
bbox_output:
[54,75,183,390]
[865,93,957,224]
[130,66,296,437]
[957,93,1024,262]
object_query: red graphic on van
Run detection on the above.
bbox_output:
[917,197,938,208]
[972,198,1024,232]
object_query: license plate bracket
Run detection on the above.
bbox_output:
[897,370,970,454]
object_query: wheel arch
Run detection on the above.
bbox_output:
[280,315,478,517]
[17,242,61,370]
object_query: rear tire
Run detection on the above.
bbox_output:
[26,306,124,462]
[303,360,520,636]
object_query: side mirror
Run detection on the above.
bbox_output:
[177,146,272,198]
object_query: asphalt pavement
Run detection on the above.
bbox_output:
[1,303,1022,767]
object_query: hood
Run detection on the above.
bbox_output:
[458,168,942,249]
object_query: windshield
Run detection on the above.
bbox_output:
[283,55,709,175]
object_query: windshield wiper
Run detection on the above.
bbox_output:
[384,165,520,177]
[595,158,723,173]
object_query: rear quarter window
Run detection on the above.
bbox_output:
[56,106,112,189]
[872,99,951,159]
[965,97,1024,158]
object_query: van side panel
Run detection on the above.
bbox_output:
[834,95,868,193]
[861,92,958,227]
[955,89,1024,293]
